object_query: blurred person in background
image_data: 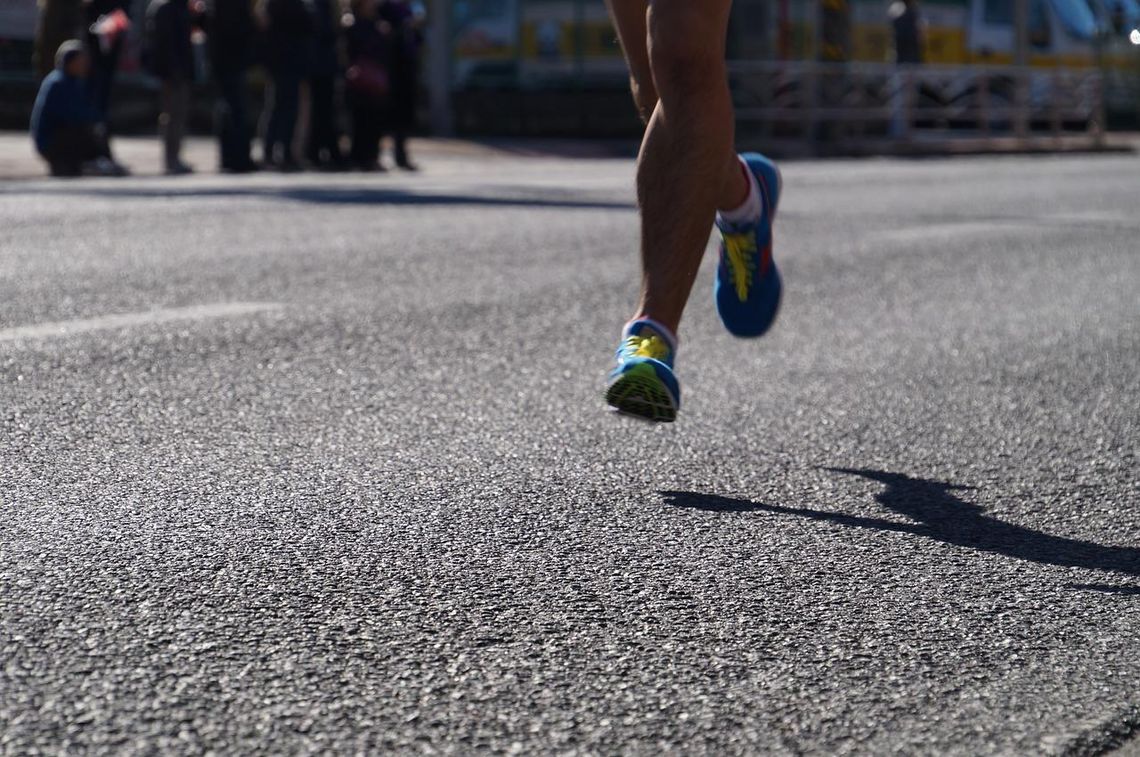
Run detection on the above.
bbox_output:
[344,0,390,171]
[83,0,132,123]
[888,0,925,135]
[890,0,925,64]
[207,0,258,172]
[305,0,345,169]
[35,0,82,79]
[378,0,421,170]
[146,0,200,174]
[261,0,315,170]
[30,40,128,176]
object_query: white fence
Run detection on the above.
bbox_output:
[728,61,1106,153]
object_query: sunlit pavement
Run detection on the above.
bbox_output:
[2,149,1138,753]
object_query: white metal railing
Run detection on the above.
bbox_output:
[727,60,1106,151]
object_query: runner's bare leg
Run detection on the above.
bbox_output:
[605,0,657,122]
[606,0,748,336]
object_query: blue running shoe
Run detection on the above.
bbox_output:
[605,320,680,423]
[714,153,783,338]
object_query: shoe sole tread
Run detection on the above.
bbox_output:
[605,365,678,423]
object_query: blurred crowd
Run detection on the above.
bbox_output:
[30,0,423,177]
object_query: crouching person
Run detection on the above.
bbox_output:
[30,41,129,177]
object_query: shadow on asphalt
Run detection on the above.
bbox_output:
[7,185,634,210]
[1068,584,1140,595]
[661,467,1140,587]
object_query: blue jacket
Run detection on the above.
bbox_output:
[30,70,98,156]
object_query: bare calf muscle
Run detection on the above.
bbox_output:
[635,0,739,334]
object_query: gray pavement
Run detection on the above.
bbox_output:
[1,148,1138,754]
[0,133,635,180]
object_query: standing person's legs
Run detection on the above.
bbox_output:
[392,128,408,167]
[374,97,392,169]
[160,79,190,171]
[392,117,412,168]
[349,101,367,167]
[275,71,301,165]
[305,76,322,163]
[217,69,253,170]
[350,102,381,169]
[261,76,279,163]
[389,79,416,168]
[349,103,366,167]
[172,80,190,168]
[264,71,300,165]
[293,78,310,166]
[306,74,340,164]
[88,39,122,124]
[231,71,252,163]
[365,104,382,167]
[217,71,238,168]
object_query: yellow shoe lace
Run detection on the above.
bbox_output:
[723,231,757,301]
[624,334,670,361]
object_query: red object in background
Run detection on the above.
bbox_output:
[346,61,391,101]
[90,8,131,53]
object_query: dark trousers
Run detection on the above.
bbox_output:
[350,102,384,168]
[263,69,300,164]
[215,68,253,170]
[306,74,342,165]
[43,124,110,176]
[388,77,415,166]
[159,79,190,169]
[389,127,409,166]
[87,38,122,123]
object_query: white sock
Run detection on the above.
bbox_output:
[716,157,762,226]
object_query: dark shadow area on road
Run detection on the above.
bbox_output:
[6,185,633,210]
[662,468,1140,584]
[1068,584,1140,595]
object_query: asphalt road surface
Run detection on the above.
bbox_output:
[2,149,1138,755]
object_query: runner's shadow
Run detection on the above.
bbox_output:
[662,467,1140,581]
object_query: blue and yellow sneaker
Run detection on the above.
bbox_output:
[714,153,783,338]
[605,320,680,423]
